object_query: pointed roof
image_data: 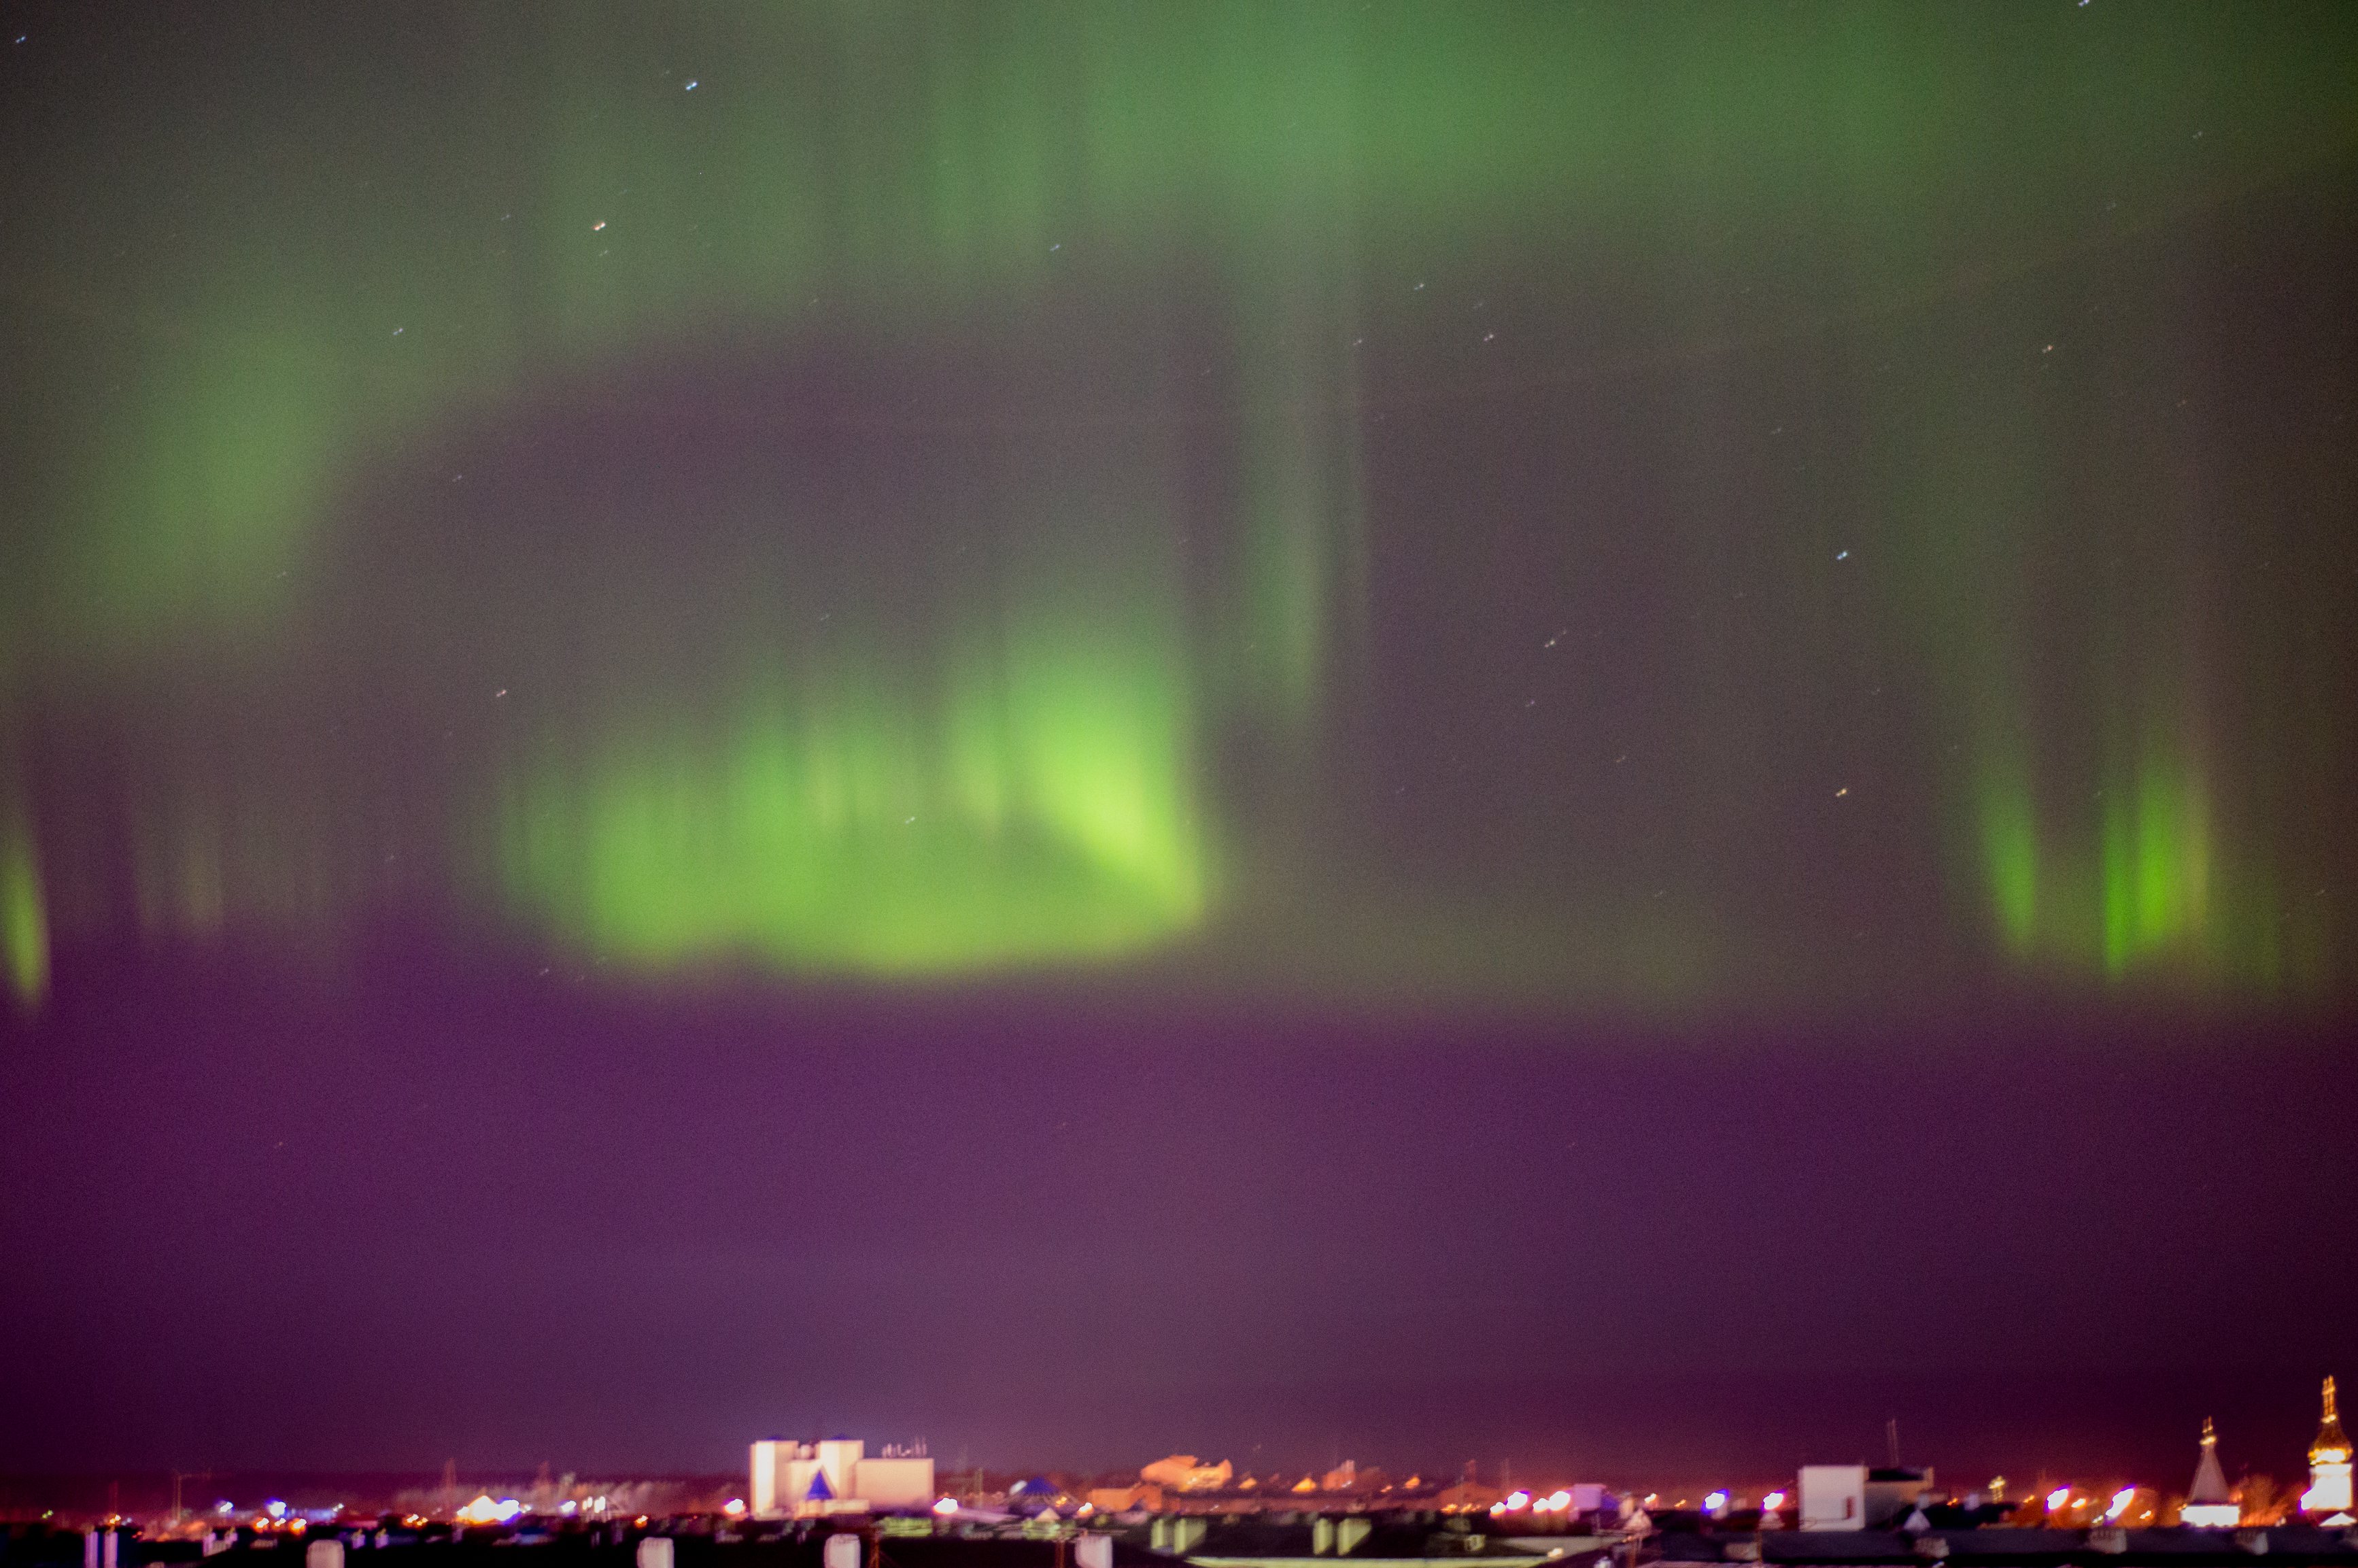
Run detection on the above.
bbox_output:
[2315,1376,2351,1465]
[804,1469,834,1502]
[2189,1418,2233,1506]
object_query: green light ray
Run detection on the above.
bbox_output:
[1975,756,2040,960]
[52,2,2337,645]
[496,616,1208,976]
[1890,301,2293,989]
[1,795,46,1008]
[65,323,348,653]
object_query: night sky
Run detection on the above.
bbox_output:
[3,1,2356,1491]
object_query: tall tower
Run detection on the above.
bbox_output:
[2303,1377,2353,1519]
[2182,1419,2240,1527]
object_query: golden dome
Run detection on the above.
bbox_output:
[2315,1376,2352,1465]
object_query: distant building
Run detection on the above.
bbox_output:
[1007,1478,1070,1517]
[2182,1418,2238,1528]
[1798,1467,1864,1531]
[1142,1457,1234,1493]
[1798,1466,1932,1531]
[750,1438,934,1518]
[1431,1480,1501,1512]
[1866,1468,1934,1528]
[2306,1376,2354,1521]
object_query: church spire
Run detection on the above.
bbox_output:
[2306,1377,2355,1520]
[2316,1377,2351,1465]
[2181,1418,2244,1526]
[2187,1418,2234,1510]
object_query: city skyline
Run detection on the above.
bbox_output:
[6,1379,2353,1531]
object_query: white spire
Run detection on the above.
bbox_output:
[2183,1418,2239,1527]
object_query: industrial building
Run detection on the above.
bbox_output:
[749,1439,935,1518]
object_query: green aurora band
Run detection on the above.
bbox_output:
[2,2,2353,1008]
[496,591,1211,976]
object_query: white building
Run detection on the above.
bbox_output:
[1796,1465,1932,1530]
[750,1438,935,1518]
[1798,1466,1865,1531]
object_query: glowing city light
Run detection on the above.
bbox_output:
[932,1498,959,1517]
[2106,1488,2136,1521]
[2046,1488,2072,1514]
[456,1496,526,1526]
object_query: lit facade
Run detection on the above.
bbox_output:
[749,1438,934,1519]
[1141,1456,1234,1493]
[2304,1376,2353,1519]
[1798,1467,1864,1531]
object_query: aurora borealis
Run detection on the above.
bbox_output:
[5,0,2358,1488]
[4,3,2358,1014]
[3,3,2356,1013]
